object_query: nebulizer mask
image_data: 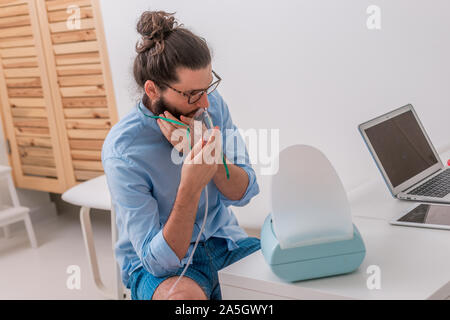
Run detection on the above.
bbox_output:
[138,104,229,298]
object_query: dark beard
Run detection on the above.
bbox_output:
[144,94,186,120]
[154,96,184,119]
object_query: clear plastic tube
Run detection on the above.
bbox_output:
[166,185,208,299]
[166,108,213,299]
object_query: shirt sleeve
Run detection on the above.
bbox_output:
[215,92,260,207]
[103,156,183,277]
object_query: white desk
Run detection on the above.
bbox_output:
[218,151,450,300]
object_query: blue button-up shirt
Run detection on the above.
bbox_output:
[102,90,259,287]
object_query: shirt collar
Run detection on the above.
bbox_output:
[136,99,161,130]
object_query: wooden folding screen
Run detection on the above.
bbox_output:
[0,0,118,193]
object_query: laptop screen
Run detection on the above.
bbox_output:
[364,110,438,188]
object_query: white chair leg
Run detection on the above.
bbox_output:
[3,226,11,238]
[79,206,115,300]
[23,213,38,248]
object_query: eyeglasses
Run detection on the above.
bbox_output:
[159,70,222,104]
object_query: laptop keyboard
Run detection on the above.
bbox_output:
[408,168,450,198]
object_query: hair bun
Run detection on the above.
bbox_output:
[136,11,180,55]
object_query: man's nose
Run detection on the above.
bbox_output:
[195,93,209,109]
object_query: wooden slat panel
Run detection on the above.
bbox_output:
[67,129,108,139]
[0,36,34,48]
[0,3,28,18]
[6,77,41,87]
[72,160,103,171]
[9,97,45,107]
[16,136,52,148]
[22,165,57,178]
[13,117,49,128]
[47,6,93,22]
[49,18,95,33]
[53,40,97,55]
[60,85,105,97]
[8,87,43,97]
[21,155,56,167]
[71,149,101,161]
[2,56,37,68]
[64,108,108,118]
[56,63,102,76]
[69,139,104,150]
[55,51,99,66]
[19,176,60,191]
[58,74,103,87]
[15,126,50,136]
[51,29,96,44]
[0,14,30,28]
[11,107,46,118]
[4,67,39,78]
[18,146,53,158]
[0,25,32,38]
[62,96,106,108]
[30,0,118,189]
[74,169,103,181]
[46,0,91,12]
[0,46,36,58]
[66,119,111,129]
[0,1,27,8]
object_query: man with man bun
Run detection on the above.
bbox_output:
[102,10,260,300]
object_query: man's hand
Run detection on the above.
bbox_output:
[157,111,191,153]
[179,129,222,195]
[157,111,210,154]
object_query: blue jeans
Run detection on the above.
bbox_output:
[129,236,261,300]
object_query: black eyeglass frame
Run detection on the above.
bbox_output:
[157,70,222,104]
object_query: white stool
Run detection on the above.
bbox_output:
[0,165,37,248]
[62,175,125,300]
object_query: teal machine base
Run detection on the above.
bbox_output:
[260,214,366,282]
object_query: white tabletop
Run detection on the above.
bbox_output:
[219,150,450,300]
[219,216,450,300]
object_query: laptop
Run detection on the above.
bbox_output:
[359,104,450,204]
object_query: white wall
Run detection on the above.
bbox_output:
[99,0,450,229]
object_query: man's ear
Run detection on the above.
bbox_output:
[144,80,160,101]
